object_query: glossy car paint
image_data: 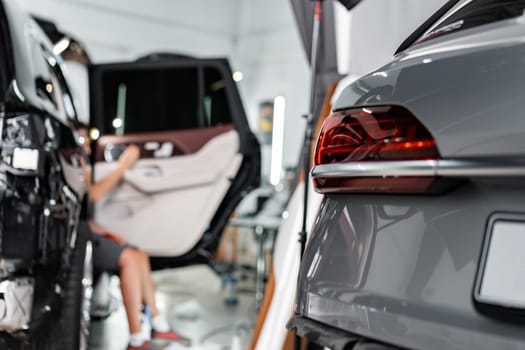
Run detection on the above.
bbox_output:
[0,0,90,344]
[295,5,525,350]
[1,0,86,201]
[297,180,525,349]
[3,0,77,124]
[334,17,525,158]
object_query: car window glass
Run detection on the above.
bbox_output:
[203,67,232,127]
[417,0,525,45]
[101,68,199,134]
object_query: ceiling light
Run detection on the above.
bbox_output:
[112,118,123,129]
[233,71,243,82]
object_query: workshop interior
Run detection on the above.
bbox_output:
[0,0,524,350]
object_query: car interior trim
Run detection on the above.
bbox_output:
[94,130,242,257]
[95,124,235,162]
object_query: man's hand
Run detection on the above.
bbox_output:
[118,144,140,170]
[89,144,140,203]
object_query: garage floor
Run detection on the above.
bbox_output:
[88,265,257,350]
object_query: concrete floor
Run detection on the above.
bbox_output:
[88,265,257,350]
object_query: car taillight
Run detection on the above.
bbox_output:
[313,105,443,194]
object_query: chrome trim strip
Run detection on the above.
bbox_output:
[312,159,525,179]
[437,159,525,177]
[312,160,438,178]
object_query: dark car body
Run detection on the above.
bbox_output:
[0,4,262,348]
[291,1,525,349]
[0,0,91,348]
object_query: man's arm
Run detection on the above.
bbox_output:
[89,145,140,203]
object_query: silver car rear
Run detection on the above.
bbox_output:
[292,1,525,349]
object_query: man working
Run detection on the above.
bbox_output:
[77,127,189,350]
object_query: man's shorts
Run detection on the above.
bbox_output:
[92,234,125,273]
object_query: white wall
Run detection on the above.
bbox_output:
[338,0,448,77]
[233,0,310,170]
[18,0,241,61]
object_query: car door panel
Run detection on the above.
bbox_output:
[90,58,260,265]
[93,128,242,256]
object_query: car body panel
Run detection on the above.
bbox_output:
[334,18,525,158]
[0,2,86,199]
[296,181,525,349]
[0,0,89,342]
[295,2,525,349]
[2,0,77,123]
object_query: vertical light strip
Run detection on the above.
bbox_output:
[334,1,352,75]
[114,83,127,135]
[270,96,286,186]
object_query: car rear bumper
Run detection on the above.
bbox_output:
[295,179,525,349]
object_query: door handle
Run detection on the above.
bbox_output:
[137,165,162,177]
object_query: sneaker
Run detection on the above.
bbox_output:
[127,341,154,350]
[152,329,192,346]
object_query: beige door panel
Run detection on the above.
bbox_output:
[93,130,241,256]
[123,131,236,193]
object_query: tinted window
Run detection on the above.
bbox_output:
[419,0,525,44]
[100,66,233,135]
[101,68,199,134]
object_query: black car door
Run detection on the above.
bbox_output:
[89,55,260,268]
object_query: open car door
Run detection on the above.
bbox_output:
[89,55,260,269]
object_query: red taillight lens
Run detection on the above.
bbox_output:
[313,105,442,194]
[315,106,438,165]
